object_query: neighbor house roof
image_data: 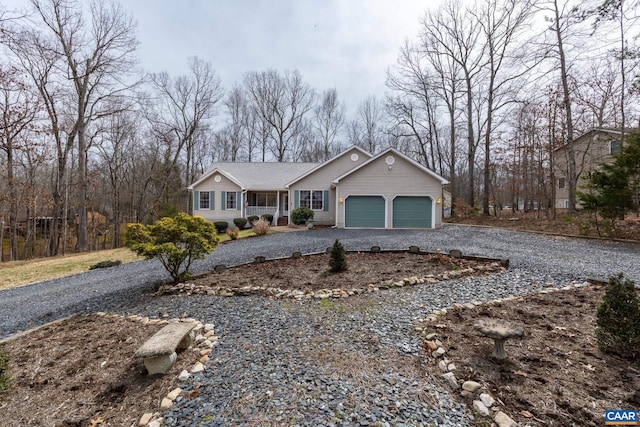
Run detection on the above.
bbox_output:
[553,128,638,152]
[332,147,450,185]
[188,162,320,191]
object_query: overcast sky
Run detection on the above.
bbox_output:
[2,0,436,116]
[121,0,433,115]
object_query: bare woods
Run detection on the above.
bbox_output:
[0,0,637,260]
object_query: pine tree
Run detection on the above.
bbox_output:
[329,239,348,272]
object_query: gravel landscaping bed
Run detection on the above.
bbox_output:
[1,226,639,426]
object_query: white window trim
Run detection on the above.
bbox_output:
[226,192,237,210]
[200,192,210,210]
[300,189,324,211]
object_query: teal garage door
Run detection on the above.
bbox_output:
[345,196,385,228]
[392,196,432,228]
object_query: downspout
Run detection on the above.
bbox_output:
[333,184,339,228]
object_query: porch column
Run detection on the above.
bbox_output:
[276,191,280,216]
[241,190,247,218]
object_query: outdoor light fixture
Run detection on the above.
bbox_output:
[339,197,344,204]
[436,198,442,205]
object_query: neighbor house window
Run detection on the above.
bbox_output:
[300,190,324,210]
[199,192,210,209]
[558,177,566,189]
[610,140,621,154]
[226,191,237,209]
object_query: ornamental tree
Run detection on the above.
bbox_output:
[125,213,218,282]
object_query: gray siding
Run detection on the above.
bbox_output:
[555,129,622,209]
[336,154,443,228]
[289,148,369,225]
[192,172,242,223]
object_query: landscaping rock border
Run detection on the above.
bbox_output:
[414,280,593,427]
[89,313,219,427]
[156,247,508,299]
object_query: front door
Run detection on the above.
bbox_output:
[283,194,289,215]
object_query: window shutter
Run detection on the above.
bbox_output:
[323,190,329,211]
[294,190,300,208]
[194,191,200,210]
[210,191,215,210]
[236,191,241,210]
[221,191,226,210]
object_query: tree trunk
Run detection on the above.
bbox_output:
[466,75,476,208]
[449,106,457,217]
[553,0,576,213]
[76,117,88,252]
[7,146,18,261]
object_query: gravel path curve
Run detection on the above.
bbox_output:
[1,226,638,426]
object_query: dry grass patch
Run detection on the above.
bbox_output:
[0,248,141,290]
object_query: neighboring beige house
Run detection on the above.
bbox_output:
[555,128,626,209]
[188,146,449,229]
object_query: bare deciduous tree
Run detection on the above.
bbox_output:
[473,0,537,215]
[313,88,344,161]
[541,0,584,212]
[223,85,251,161]
[386,41,443,172]
[93,107,138,247]
[0,66,39,260]
[423,0,486,208]
[4,0,139,252]
[148,56,223,213]
[244,69,315,161]
[349,95,384,154]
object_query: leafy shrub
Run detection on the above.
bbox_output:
[252,219,271,236]
[88,260,122,270]
[125,213,219,282]
[226,228,239,240]
[233,217,248,229]
[291,207,314,225]
[329,239,348,272]
[0,350,9,392]
[247,215,259,225]
[596,273,640,358]
[261,214,274,224]
[213,221,229,234]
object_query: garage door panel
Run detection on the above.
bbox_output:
[393,196,432,228]
[345,196,385,228]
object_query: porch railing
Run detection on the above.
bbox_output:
[245,206,277,218]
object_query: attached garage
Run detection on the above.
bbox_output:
[345,196,385,228]
[333,147,448,229]
[392,196,433,228]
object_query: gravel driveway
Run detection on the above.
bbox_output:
[1,226,638,426]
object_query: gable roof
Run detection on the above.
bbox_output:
[332,147,449,185]
[188,162,319,191]
[284,145,372,188]
[554,128,637,152]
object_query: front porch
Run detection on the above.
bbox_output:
[244,191,289,225]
